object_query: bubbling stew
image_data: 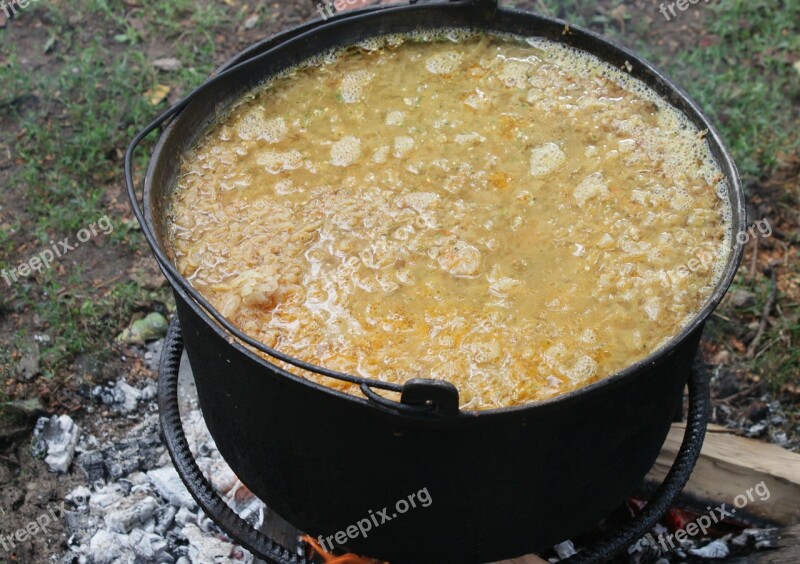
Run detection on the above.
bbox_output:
[168,31,731,410]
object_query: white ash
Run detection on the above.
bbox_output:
[731,528,779,550]
[59,373,304,564]
[689,537,730,559]
[556,517,777,562]
[32,414,81,473]
[92,379,156,414]
[146,467,197,511]
[552,540,576,560]
[709,366,799,452]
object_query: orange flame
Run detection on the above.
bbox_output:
[301,535,388,564]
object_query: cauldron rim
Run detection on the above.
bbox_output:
[139,1,746,417]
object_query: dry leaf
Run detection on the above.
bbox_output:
[145,84,171,106]
[152,57,182,72]
[794,60,800,75]
[729,336,746,353]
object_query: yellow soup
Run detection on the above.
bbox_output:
[168,31,731,410]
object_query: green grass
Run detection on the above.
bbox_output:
[11,270,171,378]
[667,0,800,182]
[0,347,13,388]
[5,1,237,240]
[707,272,800,389]
[0,0,237,392]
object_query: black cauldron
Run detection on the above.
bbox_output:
[126,1,746,562]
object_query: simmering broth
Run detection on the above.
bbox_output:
[168,31,731,409]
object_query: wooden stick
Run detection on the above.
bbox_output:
[747,234,759,284]
[747,265,779,359]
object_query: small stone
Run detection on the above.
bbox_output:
[74,352,106,380]
[728,289,756,308]
[0,398,44,441]
[243,14,258,29]
[140,383,157,402]
[152,57,182,72]
[144,339,164,372]
[16,344,40,381]
[117,381,142,412]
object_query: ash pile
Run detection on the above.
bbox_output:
[32,360,288,564]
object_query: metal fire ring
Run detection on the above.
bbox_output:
[157,317,710,564]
